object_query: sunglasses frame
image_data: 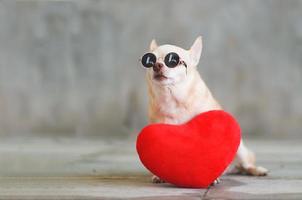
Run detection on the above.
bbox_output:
[140,52,187,69]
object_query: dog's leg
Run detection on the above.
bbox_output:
[233,140,268,176]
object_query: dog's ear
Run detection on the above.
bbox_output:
[149,39,158,51]
[189,36,202,66]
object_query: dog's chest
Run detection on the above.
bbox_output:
[153,88,201,124]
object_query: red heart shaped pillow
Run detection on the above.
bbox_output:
[136,110,240,188]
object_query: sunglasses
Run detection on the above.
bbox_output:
[141,52,187,68]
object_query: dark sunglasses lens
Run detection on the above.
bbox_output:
[164,52,180,68]
[141,53,156,68]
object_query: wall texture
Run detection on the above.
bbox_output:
[0,0,301,138]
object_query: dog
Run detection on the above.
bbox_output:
[141,36,268,184]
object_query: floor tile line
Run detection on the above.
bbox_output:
[201,186,211,200]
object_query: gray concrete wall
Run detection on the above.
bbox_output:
[0,0,301,138]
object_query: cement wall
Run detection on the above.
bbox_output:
[0,0,301,138]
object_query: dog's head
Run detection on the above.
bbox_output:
[143,36,202,86]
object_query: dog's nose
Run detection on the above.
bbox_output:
[153,62,164,72]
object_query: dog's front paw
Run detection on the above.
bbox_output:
[210,178,221,186]
[152,175,165,183]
